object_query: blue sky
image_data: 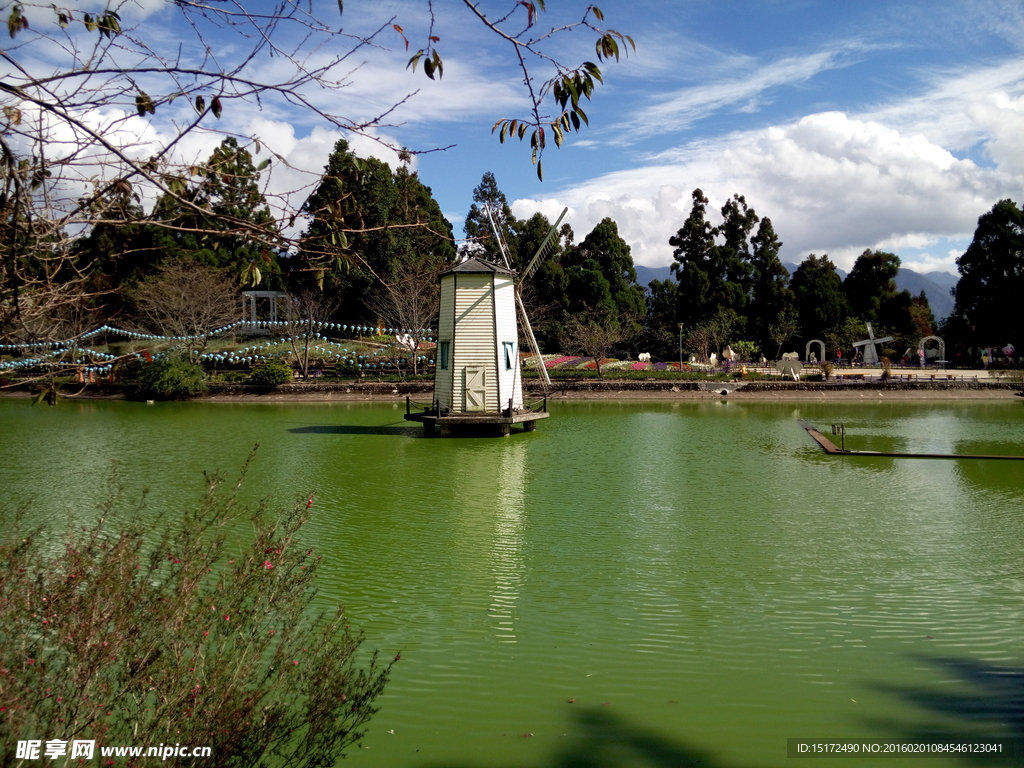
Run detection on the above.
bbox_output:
[379,0,1024,276]
[14,0,1024,277]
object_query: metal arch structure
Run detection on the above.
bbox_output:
[917,335,945,368]
[805,339,825,363]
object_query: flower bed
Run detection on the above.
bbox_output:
[601,360,632,370]
[545,355,576,369]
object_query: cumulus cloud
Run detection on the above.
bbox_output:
[861,59,1024,151]
[898,245,966,275]
[514,111,1022,272]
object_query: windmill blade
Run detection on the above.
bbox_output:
[520,207,569,282]
[516,289,550,387]
[483,203,514,270]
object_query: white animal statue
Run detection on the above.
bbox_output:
[689,353,699,363]
[709,352,717,366]
[638,352,651,362]
[759,354,767,365]
[776,353,803,382]
[395,333,416,351]
[722,345,734,361]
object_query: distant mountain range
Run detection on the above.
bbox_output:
[633,262,958,322]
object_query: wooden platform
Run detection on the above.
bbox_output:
[802,424,1024,460]
[405,410,549,437]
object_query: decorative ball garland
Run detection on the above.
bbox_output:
[0,322,436,374]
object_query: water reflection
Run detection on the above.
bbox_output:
[867,654,1024,752]
[489,440,527,644]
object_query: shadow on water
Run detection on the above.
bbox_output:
[288,422,415,436]
[864,654,1024,763]
[417,707,726,768]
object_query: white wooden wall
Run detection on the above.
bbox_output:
[432,273,457,410]
[493,276,523,410]
[452,273,495,411]
[432,271,524,413]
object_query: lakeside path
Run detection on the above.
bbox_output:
[196,386,1020,403]
[190,368,1022,403]
[4,371,1021,403]
[193,370,1024,403]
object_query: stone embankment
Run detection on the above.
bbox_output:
[205,378,1022,401]
[5,378,1021,402]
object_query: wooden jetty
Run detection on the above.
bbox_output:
[801,423,1024,461]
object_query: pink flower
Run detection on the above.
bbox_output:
[263,560,274,570]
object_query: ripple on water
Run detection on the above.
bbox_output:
[4,399,1024,767]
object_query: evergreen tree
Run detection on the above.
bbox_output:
[670,189,717,327]
[842,249,900,327]
[714,194,758,315]
[950,199,1024,347]
[298,139,455,324]
[643,278,680,360]
[71,183,156,319]
[563,218,646,339]
[791,254,848,345]
[145,137,282,289]
[462,172,519,266]
[670,190,758,330]
[747,216,792,352]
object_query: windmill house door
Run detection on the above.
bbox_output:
[463,367,486,412]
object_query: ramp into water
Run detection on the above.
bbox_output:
[800,422,1024,461]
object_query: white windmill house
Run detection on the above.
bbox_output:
[405,206,568,437]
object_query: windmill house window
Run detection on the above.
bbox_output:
[439,341,450,370]
[503,341,515,370]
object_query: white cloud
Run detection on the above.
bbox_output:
[861,58,1024,151]
[899,248,964,274]
[630,44,873,137]
[968,91,1024,173]
[246,122,409,239]
[514,111,1020,272]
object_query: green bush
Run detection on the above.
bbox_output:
[0,450,393,766]
[334,358,361,378]
[249,358,294,387]
[133,356,207,399]
[217,371,250,383]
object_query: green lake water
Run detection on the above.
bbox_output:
[2,397,1024,767]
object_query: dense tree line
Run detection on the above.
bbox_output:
[1,137,460,345]
[4,135,1020,370]
[637,188,952,364]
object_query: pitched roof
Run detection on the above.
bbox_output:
[440,256,516,277]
